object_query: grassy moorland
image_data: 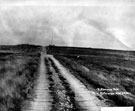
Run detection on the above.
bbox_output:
[0,44,41,111]
[47,46,135,108]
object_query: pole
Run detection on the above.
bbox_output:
[51,36,53,45]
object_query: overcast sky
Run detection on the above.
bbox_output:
[0,0,134,50]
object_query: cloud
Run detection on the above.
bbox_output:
[0,1,134,50]
[0,6,68,46]
[0,0,134,6]
[77,5,135,50]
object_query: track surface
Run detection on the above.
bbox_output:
[24,52,52,111]
[24,49,106,111]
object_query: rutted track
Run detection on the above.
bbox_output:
[23,50,107,111]
[49,55,107,111]
[23,53,52,111]
[45,57,80,111]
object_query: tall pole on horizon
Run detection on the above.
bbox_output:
[51,35,53,45]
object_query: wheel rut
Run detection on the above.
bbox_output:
[23,52,52,111]
[49,55,107,111]
[23,52,106,111]
[45,57,80,111]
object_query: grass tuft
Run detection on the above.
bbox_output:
[0,54,40,111]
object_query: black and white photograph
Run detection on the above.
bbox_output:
[0,0,135,111]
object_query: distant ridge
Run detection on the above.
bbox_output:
[0,44,41,52]
[47,45,135,52]
[46,45,135,57]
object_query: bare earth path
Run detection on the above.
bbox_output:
[24,51,52,111]
[49,55,106,111]
[23,49,106,111]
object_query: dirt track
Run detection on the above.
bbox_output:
[23,49,107,111]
